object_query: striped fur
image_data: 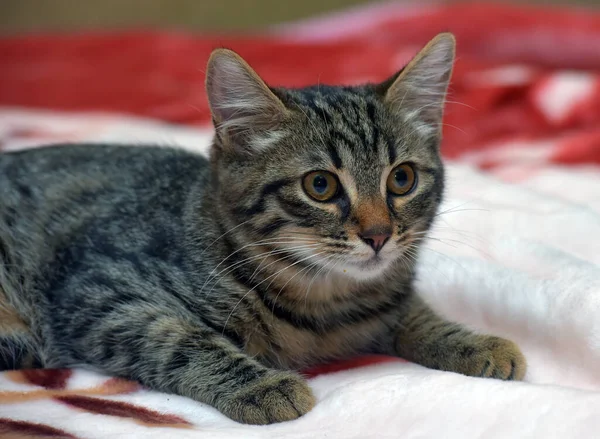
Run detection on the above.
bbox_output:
[0,34,525,425]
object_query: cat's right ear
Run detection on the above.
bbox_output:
[205,49,290,153]
[378,33,456,140]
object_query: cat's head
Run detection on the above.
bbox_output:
[205,33,454,281]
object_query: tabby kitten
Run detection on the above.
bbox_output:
[0,33,526,425]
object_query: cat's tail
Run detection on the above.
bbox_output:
[0,329,41,370]
[0,288,42,370]
[0,224,44,370]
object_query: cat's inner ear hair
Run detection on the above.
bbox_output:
[379,33,456,137]
[205,48,290,153]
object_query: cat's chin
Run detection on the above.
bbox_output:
[333,255,394,281]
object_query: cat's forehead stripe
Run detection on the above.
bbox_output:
[292,88,392,168]
[327,142,343,169]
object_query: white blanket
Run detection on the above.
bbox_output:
[0,108,599,438]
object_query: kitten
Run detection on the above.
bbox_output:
[0,33,526,424]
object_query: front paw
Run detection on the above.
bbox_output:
[221,371,316,425]
[454,336,526,381]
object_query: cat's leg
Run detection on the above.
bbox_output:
[54,305,315,425]
[391,294,526,380]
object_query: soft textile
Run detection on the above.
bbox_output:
[1,108,600,438]
[2,2,600,437]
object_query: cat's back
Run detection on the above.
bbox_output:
[0,143,209,288]
[1,143,207,195]
[1,143,207,214]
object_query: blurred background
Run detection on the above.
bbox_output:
[1,0,600,162]
[2,0,600,33]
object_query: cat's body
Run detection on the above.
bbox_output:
[0,34,526,424]
[0,143,403,370]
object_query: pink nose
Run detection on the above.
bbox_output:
[359,228,392,253]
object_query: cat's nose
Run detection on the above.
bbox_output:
[359,227,392,253]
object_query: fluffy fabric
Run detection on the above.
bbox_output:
[0,108,599,437]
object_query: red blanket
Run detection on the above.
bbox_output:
[2,2,600,163]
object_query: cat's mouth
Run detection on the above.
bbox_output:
[356,255,383,269]
[336,253,393,279]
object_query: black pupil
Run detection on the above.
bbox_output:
[395,168,409,187]
[313,175,328,194]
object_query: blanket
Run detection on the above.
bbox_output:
[2,2,600,438]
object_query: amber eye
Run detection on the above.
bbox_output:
[387,163,417,195]
[302,171,339,201]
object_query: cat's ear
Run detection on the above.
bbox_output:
[205,49,289,153]
[379,33,455,136]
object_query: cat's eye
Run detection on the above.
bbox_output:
[387,163,417,195]
[302,171,339,202]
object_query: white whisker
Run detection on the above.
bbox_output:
[201,243,322,295]
[200,219,253,255]
[200,236,317,292]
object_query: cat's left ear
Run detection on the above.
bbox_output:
[379,33,456,137]
[205,48,290,153]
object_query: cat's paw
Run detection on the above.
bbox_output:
[222,371,315,425]
[457,336,526,381]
